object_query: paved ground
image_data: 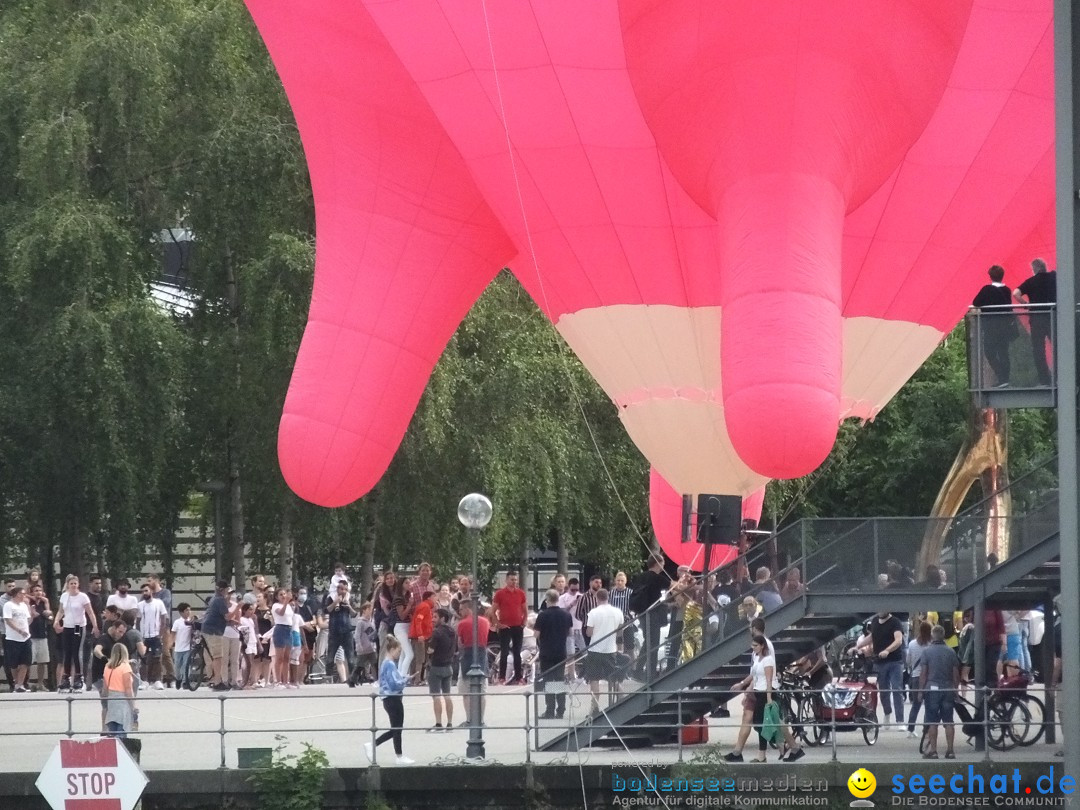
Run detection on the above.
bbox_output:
[0,682,1058,773]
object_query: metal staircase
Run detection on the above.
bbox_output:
[538,462,1062,753]
[547,605,863,751]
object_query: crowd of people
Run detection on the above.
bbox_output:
[3,554,1060,765]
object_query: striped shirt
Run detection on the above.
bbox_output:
[608,587,632,618]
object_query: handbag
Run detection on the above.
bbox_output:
[761,700,782,744]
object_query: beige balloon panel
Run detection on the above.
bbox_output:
[556,304,944,496]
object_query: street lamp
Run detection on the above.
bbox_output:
[458,493,492,760]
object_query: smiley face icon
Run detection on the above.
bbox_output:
[848,768,877,799]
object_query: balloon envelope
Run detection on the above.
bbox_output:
[245,0,1055,508]
[649,468,765,572]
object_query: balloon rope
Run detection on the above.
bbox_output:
[478,0,652,554]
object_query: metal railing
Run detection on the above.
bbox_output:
[967,304,1057,393]
[0,679,1063,769]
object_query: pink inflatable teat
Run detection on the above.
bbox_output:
[621,0,972,478]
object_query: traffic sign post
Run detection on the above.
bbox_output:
[36,738,147,810]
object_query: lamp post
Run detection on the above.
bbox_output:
[458,493,493,760]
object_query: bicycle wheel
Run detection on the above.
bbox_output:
[186,644,205,691]
[799,698,823,747]
[780,694,801,741]
[1000,696,1034,749]
[1012,694,1045,747]
[862,719,879,746]
[986,699,1024,751]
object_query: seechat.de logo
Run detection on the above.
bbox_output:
[848,768,877,808]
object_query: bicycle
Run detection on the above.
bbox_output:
[779,671,823,747]
[991,668,1045,747]
[184,622,207,691]
[917,684,1031,753]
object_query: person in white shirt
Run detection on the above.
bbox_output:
[223,594,243,689]
[330,563,351,594]
[106,580,139,613]
[557,578,584,680]
[583,589,625,714]
[270,589,294,689]
[53,575,99,693]
[136,583,169,689]
[171,603,194,690]
[289,609,305,688]
[725,634,803,763]
[3,587,32,693]
[239,603,259,689]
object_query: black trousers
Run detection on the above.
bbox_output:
[752,690,769,751]
[61,627,83,679]
[666,620,683,667]
[1030,313,1053,386]
[983,324,1012,386]
[375,695,404,755]
[327,629,353,677]
[641,611,664,678]
[536,654,567,716]
[498,626,523,681]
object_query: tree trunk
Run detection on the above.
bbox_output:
[556,528,568,575]
[160,517,177,590]
[225,246,246,590]
[227,441,245,590]
[360,498,377,600]
[278,498,294,588]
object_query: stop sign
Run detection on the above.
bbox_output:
[36,738,147,810]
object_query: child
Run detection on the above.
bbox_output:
[239,603,258,689]
[289,608,305,689]
[172,604,193,690]
[364,636,414,765]
[350,602,378,686]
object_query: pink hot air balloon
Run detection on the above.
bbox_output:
[648,469,764,572]
[244,0,1054,508]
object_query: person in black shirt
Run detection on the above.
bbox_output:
[1013,258,1056,386]
[857,611,905,731]
[632,556,669,678]
[27,585,52,692]
[533,590,572,718]
[324,582,356,684]
[426,608,456,731]
[972,265,1015,387]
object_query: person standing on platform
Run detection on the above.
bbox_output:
[493,572,528,685]
[972,265,1016,387]
[857,610,906,731]
[1013,258,1057,386]
[455,600,489,726]
[533,590,572,719]
[920,625,961,760]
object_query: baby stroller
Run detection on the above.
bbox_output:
[811,653,880,745]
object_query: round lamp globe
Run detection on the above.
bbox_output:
[457,493,493,529]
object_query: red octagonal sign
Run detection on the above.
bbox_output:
[36,738,147,810]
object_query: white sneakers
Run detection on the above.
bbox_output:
[152,681,165,691]
[362,741,413,766]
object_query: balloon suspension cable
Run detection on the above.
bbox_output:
[479,0,652,555]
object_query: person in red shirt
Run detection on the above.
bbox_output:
[409,592,435,684]
[456,600,490,726]
[493,571,528,685]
